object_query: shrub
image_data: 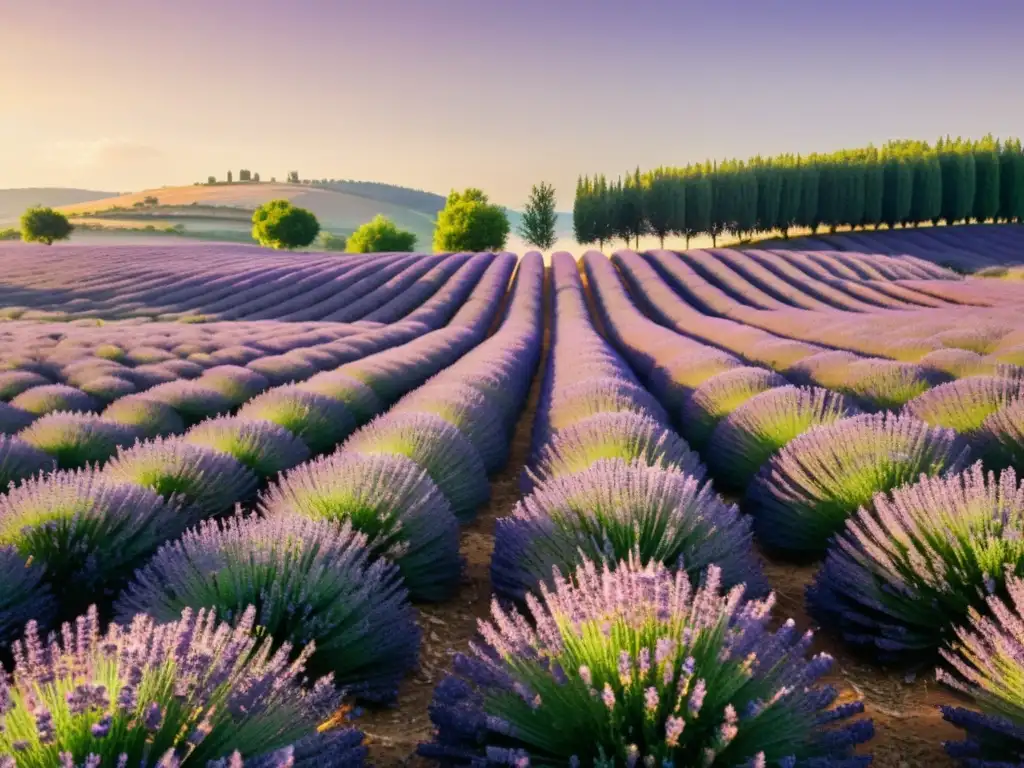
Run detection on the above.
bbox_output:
[839,360,936,410]
[979,397,1024,470]
[251,199,320,249]
[346,215,417,253]
[492,458,766,605]
[707,386,859,491]
[0,370,50,400]
[139,381,235,427]
[747,413,970,558]
[647,350,745,413]
[260,452,460,601]
[237,387,356,453]
[0,470,183,620]
[19,412,142,469]
[78,374,138,401]
[344,412,489,522]
[20,205,73,244]
[432,188,510,252]
[0,401,34,435]
[682,367,788,449]
[0,604,366,766]
[319,231,348,251]
[0,227,21,240]
[420,557,873,766]
[938,572,1024,765]
[0,545,54,650]
[101,397,187,438]
[183,416,311,478]
[808,463,1024,663]
[197,364,270,405]
[104,437,258,520]
[542,377,670,445]
[116,514,418,702]
[904,375,1024,437]
[295,371,383,423]
[530,412,704,490]
[246,355,318,386]
[10,384,96,416]
[0,435,54,488]
[392,383,509,472]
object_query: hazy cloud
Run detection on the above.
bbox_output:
[52,138,164,168]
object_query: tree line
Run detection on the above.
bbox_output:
[573,135,1024,249]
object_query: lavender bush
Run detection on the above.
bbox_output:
[420,557,873,766]
[105,438,258,520]
[344,412,489,522]
[183,417,311,478]
[0,545,54,650]
[707,386,859,491]
[0,435,54,489]
[747,413,970,558]
[904,375,1024,437]
[196,365,270,406]
[0,401,35,435]
[530,412,704,490]
[0,469,184,620]
[808,463,1024,663]
[0,371,50,401]
[492,458,766,605]
[115,514,419,701]
[0,605,366,766]
[79,374,139,402]
[682,367,788,449]
[10,384,97,417]
[139,382,236,427]
[938,573,1024,765]
[542,377,671,446]
[102,397,187,438]
[19,412,141,469]
[294,371,383,423]
[260,451,461,601]
[978,397,1024,471]
[237,387,356,453]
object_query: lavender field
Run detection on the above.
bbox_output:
[2,228,1024,768]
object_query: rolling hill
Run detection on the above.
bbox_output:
[0,188,116,225]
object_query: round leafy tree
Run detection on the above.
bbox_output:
[347,215,417,253]
[432,188,510,252]
[251,199,320,249]
[0,605,366,766]
[420,557,873,766]
[20,205,73,245]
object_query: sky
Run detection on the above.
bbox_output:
[2,0,1023,210]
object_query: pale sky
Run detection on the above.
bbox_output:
[2,0,1022,210]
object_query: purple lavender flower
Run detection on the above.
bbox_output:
[0,434,54,489]
[0,604,365,765]
[138,381,235,428]
[809,462,1024,663]
[344,411,489,522]
[747,412,970,558]
[260,451,460,601]
[905,374,1024,436]
[0,545,56,650]
[707,385,860,491]
[420,557,872,766]
[195,365,270,406]
[0,370,51,401]
[938,572,1024,765]
[10,384,98,417]
[492,458,766,605]
[0,469,185,621]
[78,375,138,402]
[183,416,311,478]
[19,411,142,470]
[115,513,418,702]
[102,397,187,438]
[294,371,383,423]
[682,366,789,449]
[237,386,356,453]
[104,437,258,520]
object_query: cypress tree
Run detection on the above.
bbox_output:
[777,158,803,238]
[684,167,712,249]
[572,175,596,246]
[839,156,865,230]
[972,136,1001,222]
[594,175,615,251]
[796,160,819,234]
[882,152,912,228]
[815,158,840,233]
[643,169,682,249]
[709,162,733,247]
[754,159,782,235]
[1000,138,1024,222]
[862,150,884,230]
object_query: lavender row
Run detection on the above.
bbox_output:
[420,252,871,766]
[0,255,499,484]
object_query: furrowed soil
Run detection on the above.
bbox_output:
[358,338,963,768]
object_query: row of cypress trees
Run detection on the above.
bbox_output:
[573,135,1024,249]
